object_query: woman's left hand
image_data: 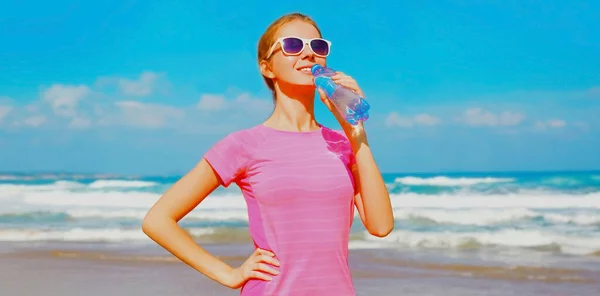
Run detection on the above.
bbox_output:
[317,71,367,138]
[331,72,365,98]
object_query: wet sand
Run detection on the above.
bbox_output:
[1,242,599,296]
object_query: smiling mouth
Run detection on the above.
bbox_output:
[297,67,313,74]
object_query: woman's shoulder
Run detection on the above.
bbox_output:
[319,125,352,142]
[213,124,269,148]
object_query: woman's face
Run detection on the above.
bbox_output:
[262,20,329,89]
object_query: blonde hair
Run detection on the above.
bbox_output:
[257,13,322,98]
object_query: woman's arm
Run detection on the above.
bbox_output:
[348,129,394,237]
[142,158,279,289]
[317,72,395,237]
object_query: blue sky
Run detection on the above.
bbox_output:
[1,0,599,174]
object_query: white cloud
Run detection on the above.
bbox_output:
[197,92,272,113]
[535,119,567,129]
[23,116,46,127]
[11,115,47,128]
[232,93,272,112]
[0,105,12,122]
[110,101,185,128]
[547,119,567,128]
[460,107,525,127]
[414,113,441,126]
[95,71,167,97]
[385,112,441,127]
[42,84,90,117]
[4,98,47,127]
[385,113,412,127]
[197,94,227,111]
[118,71,162,96]
[25,104,39,113]
[1,71,269,131]
[385,112,440,128]
[69,117,92,129]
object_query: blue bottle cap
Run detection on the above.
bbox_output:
[314,76,337,97]
[311,64,336,76]
[311,64,324,76]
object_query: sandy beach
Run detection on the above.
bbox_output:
[2,241,599,296]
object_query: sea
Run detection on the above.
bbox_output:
[1,170,599,259]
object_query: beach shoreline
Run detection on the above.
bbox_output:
[2,242,599,296]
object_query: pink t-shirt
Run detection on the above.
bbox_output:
[203,124,357,296]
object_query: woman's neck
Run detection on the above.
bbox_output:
[264,85,320,132]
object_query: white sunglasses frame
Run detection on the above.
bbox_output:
[265,36,332,59]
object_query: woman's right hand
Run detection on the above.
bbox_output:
[225,248,281,289]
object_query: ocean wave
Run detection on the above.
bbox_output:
[394,176,515,187]
[0,228,149,242]
[393,208,600,226]
[389,192,600,209]
[0,181,85,193]
[7,189,600,210]
[18,191,246,210]
[541,177,582,186]
[66,209,248,222]
[2,208,598,228]
[0,227,246,243]
[3,173,599,197]
[0,173,125,181]
[87,180,158,189]
[2,226,598,257]
[0,179,158,192]
[0,227,215,243]
[2,172,599,261]
[355,229,600,256]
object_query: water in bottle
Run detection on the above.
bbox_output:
[311,64,370,126]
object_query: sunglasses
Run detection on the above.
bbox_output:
[266,36,331,59]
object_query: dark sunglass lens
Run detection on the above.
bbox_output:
[282,37,304,54]
[310,39,329,56]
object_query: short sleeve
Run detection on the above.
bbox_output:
[329,129,357,169]
[203,132,248,187]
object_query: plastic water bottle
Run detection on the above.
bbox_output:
[311,64,370,125]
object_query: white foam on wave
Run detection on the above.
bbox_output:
[0,175,27,181]
[2,225,598,256]
[23,191,161,209]
[394,176,514,186]
[0,179,158,194]
[65,208,249,221]
[389,192,600,209]
[17,191,246,210]
[0,227,215,242]
[353,229,600,255]
[393,208,600,226]
[3,188,600,219]
[541,177,580,186]
[88,180,158,189]
[2,207,597,228]
[0,181,84,194]
[0,228,149,242]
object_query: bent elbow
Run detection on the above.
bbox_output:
[368,224,394,238]
[141,211,159,236]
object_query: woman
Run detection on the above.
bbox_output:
[142,12,394,295]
